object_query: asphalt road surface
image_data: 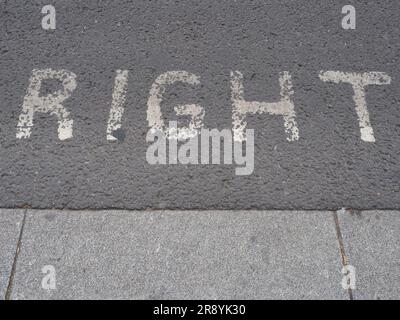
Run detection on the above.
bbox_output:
[1,0,399,210]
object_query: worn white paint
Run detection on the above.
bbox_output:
[174,104,204,140]
[147,71,204,140]
[319,71,391,142]
[231,71,299,142]
[16,68,77,140]
[106,70,129,141]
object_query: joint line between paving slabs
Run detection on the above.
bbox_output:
[5,209,27,300]
[333,210,354,300]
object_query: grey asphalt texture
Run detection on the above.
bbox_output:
[1,0,399,210]
[0,209,398,300]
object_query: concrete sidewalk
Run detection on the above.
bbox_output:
[0,209,399,300]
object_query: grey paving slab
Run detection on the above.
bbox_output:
[10,210,346,300]
[0,209,25,300]
[338,210,400,300]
